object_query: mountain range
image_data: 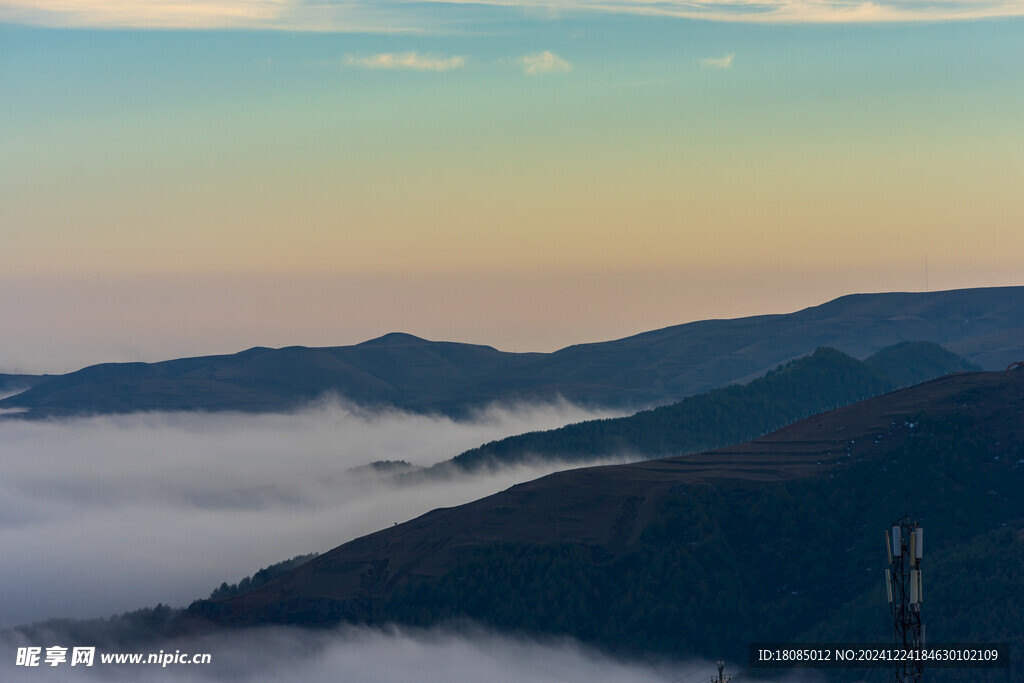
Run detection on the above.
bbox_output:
[184,367,1024,681]
[2,286,1023,419]
[444,341,978,470]
[6,348,1021,680]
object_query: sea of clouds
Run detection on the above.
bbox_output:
[0,400,629,630]
[0,399,839,682]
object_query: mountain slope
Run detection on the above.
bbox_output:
[448,341,978,470]
[188,368,1024,675]
[2,286,1022,418]
[0,373,45,397]
[0,335,541,417]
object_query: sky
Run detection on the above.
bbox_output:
[1,6,1021,675]
[1,1,1023,372]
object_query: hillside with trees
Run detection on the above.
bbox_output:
[448,341,978,470]
[182,369,1024,682]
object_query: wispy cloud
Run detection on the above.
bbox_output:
[0,0,290,29]
[428,0,1024,23]
[700,54,734,69]
[344,52,466,71]
[519,51,572,75]
[5,0,1021,29]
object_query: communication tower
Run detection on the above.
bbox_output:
[886,517,924,682]
[711,660,731,683]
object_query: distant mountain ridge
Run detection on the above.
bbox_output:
[0,373,44,396]
[446,341,978,470]
[2,286,1022,419]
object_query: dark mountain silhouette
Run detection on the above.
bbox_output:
[2,286,1022,419]
[0,373,45,395]
[207,553,320,601]
[186,368,1024,679]
[445,341,978,470]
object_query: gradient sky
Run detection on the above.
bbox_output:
[1,2,1022,372]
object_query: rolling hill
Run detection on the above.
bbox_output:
[0,373,44,397]
[445,341,978,470]
[1,286,1023,419]
[187,367,1024,680]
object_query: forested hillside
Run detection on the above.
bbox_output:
[450,341,977,469]
[185,369,1024,683]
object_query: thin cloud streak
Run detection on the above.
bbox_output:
[420,0,1024,22]
[519,50,572,75]
[700,53,734,68]
[344,52,466,71]
[1,0,1022,29]
[0,0,290,29]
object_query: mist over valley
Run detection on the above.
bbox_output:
[0,400,624,630]
[2,296,1022,682]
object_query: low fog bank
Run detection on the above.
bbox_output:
[0,623,825,683]
[0,400,626,629]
